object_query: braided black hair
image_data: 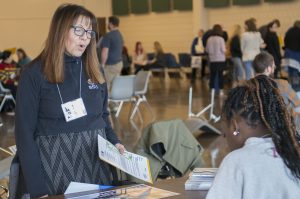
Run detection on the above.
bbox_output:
[222,75,300,179]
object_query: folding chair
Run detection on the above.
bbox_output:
[108,75,136,118]
[184,87,221,135]
[0,146,16,199]
[0,83,15,113]
[147,53,169,81]
[130,71,155,122]
[178,53,192,78]
[164,53,185,80]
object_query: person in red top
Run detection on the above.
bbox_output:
[0,50,17,98]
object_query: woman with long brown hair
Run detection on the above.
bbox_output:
[145,41,166,69]
[133,41,147,74]
[15,4,125,198]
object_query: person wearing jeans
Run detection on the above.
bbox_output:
[206,24,226,94]
[241,19,265,80]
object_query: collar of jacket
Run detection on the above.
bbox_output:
[64,53,82,64]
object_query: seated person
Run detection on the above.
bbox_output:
[0,50,17,98]
[16,48,31,68]
[133,41,147,74]
[253,52,300,117]
[121,46,131,75]
[206,75,300,199]
[135,41,166,74]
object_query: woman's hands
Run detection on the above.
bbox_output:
[115,143,126,155]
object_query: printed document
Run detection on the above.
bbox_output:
[98,135,153,183]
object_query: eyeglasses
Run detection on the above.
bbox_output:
[71,26,96,39]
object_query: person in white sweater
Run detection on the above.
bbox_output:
[206,24,226,95]
[206,75,300,199]
[241,19,265,80]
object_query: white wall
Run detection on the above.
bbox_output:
[0,0,111,58]
[119,11,194,58]
[1,0,300,60]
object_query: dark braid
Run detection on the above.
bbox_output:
[222,75,300,179]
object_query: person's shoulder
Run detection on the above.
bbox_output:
[217,36,225,41]
[267,31,277,38]
[222,140,262,164]
[102,32,111,40]
[275,78,290,89]
[222,148,245,162]
[23,57,42,71]
[217,148,248,172]
[241,32,250,38]
[113,29,123,38]
[21,57,43,79]
[252,31,261,36]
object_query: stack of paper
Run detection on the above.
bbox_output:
[185,168,218,190]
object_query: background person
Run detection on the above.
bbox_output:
[284,20,300,86]
[15,4,125,198]
[265,20,282,78]
[259,19,280,41]
[0,50,17,98]
[121,45,131,75]
[253,52,300,131]
[133,41,147,74]
[229,24,244,83]
[16,48,31,68]
[100,16,124,90]
[206,75,300,199]
[136,41,166,73]
[190,29,206,82]
[205,24,226,95]
[241,19,265,80]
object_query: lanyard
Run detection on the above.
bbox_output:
[56,61,82,104]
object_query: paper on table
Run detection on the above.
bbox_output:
[64,182,113,194]
[65,184,179,199]
[114,184,179,199]
[98,135,153,183]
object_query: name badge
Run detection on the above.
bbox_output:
[61,98,87,122]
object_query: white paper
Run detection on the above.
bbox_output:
[98,135,153,183]
[65,182,99,194]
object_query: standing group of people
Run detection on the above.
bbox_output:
[190,18,299,95]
